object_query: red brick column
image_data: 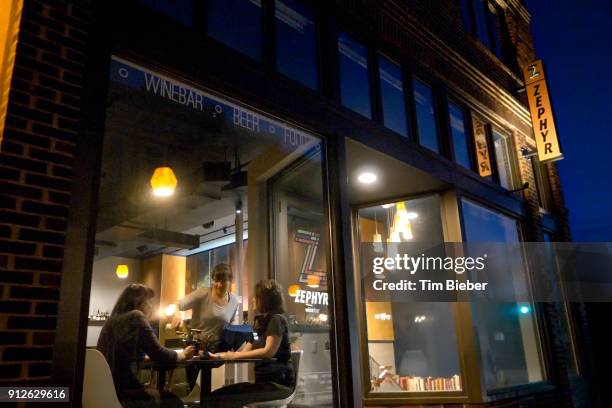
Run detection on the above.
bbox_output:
[0,0,90,386]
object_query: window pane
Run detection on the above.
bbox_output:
[378,55,408,136]
[139,0,193,25]
[492,130,513,189]
[208,0,262,60]
[448,102,471,168]
[461,199,543,389]
[460,0,473,32]
[275,0,318,90]
[486,3,503,59]
[413,78,439,152]
[338,31,372,118]
[473,0,491,50]
[358,196,463,393]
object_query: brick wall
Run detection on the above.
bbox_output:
[0,0,90,386]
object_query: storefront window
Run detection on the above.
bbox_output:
[338,31,372,118]
[378,54,408,137]
[448,101,471,169]
[461,199,543,390]
[275,0,318,90]
[413,78,439,152]
[492,129,514,189]
[208,0,262,60]
[358,195,463,393]
[87,56,333,407]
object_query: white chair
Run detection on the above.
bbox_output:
[82,348,123,408]
[246,350,302,408]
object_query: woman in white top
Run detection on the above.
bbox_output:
[175,263,239,339]
[174,263,239,389]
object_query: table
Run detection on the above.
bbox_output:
[149,357,273,405]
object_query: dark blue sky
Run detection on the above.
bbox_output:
[527,1,612,241]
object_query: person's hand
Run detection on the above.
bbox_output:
[178,345,196,361]
[170,316,182,329]
[209,351,237,360]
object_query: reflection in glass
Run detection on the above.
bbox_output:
[461,199,543,389]
[413,78,439,152]
[448,101,471,169]
[358,196,462,393]
[338,31,372,118]
[208,0,262,60]
[492,130,513,189]
[276,0,318,90]
[378,55,408,136]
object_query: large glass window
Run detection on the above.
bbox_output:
[448,101,471,169]
[461,0,504,60]
[413,78,439,152]
[338,31,372,118]
[275,0,318,90]
[461,199,543,389]
[378,55,408,136]
[208,0,262,61]
[358,196,463,393]
[86,56,333,407]
[492,129,514,189]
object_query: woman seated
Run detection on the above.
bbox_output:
[206,279,295,408]
[97,284,196,408]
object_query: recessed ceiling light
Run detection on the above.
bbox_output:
[357,172,377,184]
[407,212,418,219]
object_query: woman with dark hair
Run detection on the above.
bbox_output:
[97,284,195,408]
[206,279,294,407]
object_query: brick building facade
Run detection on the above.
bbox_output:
[0,0,595,407]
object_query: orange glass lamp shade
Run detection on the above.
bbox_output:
[116,264,129,279]
[288,284,301,297]
[306,275,320,288]
[150,166,178,197]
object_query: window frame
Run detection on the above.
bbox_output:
[461,0,507,63]
[488,126,518,190]
[411,74,443,154]
[376,52,411,138]
[446,97,475,171]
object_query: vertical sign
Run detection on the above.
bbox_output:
[472,116,492,177]
[523,60,563,163]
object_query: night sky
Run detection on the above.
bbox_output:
[527,1,612,241]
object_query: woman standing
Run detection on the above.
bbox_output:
[97,284,195,408]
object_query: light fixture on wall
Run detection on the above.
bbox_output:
[150,166,178,197]
[116,264,129,279]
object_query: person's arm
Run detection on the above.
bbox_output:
[178,288,207,311]
[224,335,281,359]
[136,312,196,362]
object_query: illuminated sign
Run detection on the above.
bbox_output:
[523,60,563,163]
[471,116,492,177]
[293,289,328,306]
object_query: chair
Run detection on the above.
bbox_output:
[245,350,302,408]
[82,348,123,408]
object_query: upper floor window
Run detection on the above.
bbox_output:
[461,0,504,60]
[378,54,408,137]
[208,0,262,61]
[448,101,471,169]
[139,0,193,25]
[491,129,514,189]
[413,77,439,152]
[275,0,318,90]
[338,31,372,118]
[532,158,553,211]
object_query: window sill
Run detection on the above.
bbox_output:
[486,381,556,402]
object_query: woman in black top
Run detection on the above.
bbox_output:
[207,279,294,407]
[97,284,195,408]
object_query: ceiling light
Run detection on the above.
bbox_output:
[357,172,377,184]
[150,166,178,197]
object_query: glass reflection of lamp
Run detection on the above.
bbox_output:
[116,264,129,279]
[150,166,178,197]
[306,275,320,288]
[372,208,383,253]
[287,284,300,297]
